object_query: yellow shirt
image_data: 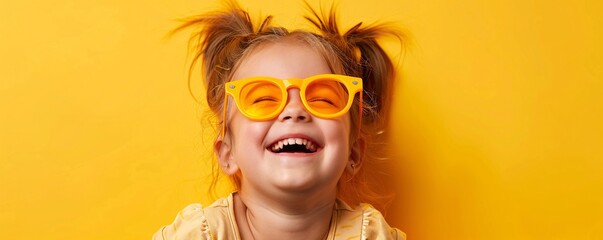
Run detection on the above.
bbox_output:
[154,193,405,240]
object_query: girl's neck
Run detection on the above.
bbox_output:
[233,191,335,240]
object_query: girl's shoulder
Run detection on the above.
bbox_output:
[152,196,236,240]
[153,203,210,240]
[335,200,406,240]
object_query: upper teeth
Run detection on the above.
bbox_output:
[271,137,317,152]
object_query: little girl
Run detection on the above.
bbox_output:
[155,1,406,239]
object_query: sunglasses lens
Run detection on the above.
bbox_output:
[305,79,349,115]
[240,81,283,118]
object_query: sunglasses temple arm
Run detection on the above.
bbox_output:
[358,92,363,133]
[221,95,228,139]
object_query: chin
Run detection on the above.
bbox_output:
[272,175,338,194]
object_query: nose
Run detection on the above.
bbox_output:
[278,89,311,122]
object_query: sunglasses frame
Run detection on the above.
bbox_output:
[221,74,363,137]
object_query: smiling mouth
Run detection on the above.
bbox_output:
[268,138,318,153]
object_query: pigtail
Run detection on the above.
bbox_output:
[344,23,405,130]
[172,0,274,114]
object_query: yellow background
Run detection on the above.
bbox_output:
[1,0,602,239]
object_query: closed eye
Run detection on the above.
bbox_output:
[309,98,336,106]
[253,96,279,104]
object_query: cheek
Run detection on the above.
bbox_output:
[228,114,270,152]
[321,117,352,149]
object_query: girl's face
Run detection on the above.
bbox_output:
[217,40,352,198]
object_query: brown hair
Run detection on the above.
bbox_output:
[172,0,406,213]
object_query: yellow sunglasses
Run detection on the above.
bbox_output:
[222,74,363,135]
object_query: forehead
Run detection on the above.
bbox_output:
[232,40,333,80]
